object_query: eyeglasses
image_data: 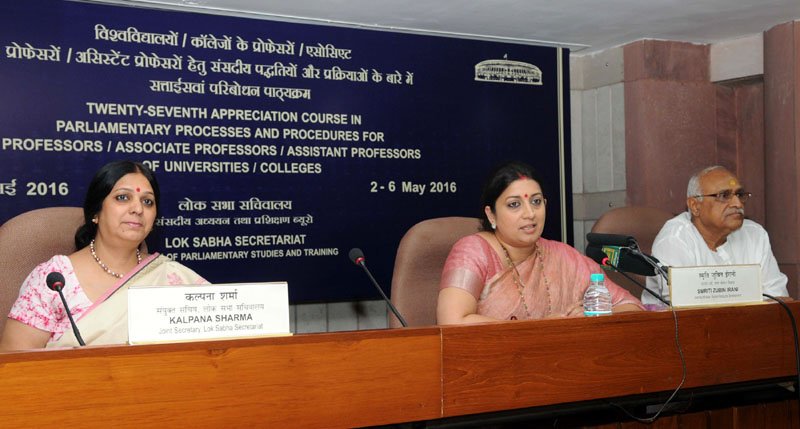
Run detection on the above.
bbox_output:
[693,190,752,203]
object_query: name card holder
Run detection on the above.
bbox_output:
[669,264,762,308]
[128,282,291,344]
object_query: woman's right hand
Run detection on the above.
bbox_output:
[437,287,499,325]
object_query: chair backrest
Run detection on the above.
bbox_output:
[390,217,482,328]
[589,206,675,299]
[0,207,84,335]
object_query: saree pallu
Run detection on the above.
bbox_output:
[48,254,206,348]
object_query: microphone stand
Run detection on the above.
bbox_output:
[54,287,86,346]
[355,261,408,328]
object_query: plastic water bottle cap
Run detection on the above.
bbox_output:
[590,273,604,282]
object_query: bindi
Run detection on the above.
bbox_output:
[135,187,140,192]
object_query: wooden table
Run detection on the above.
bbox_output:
[0,302,797,428]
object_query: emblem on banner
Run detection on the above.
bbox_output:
[474,57,542,85]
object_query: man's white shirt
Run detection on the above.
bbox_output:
[643,211,788,305]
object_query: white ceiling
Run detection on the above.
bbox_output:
[111,0,800,54]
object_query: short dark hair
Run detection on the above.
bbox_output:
[479,161,543,231]
[74,160,160,249]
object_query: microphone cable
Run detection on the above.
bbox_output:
[607,302,687,423]
[629,247,669,282]
[601,261,686,423]
[762,294,800,405]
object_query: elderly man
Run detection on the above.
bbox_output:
[643,166,789,306]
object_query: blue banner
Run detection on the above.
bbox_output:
[0,0,571,302]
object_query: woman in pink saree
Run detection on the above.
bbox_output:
[0,161,206,350]
[437,161,643,324]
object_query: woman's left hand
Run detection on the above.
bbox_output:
[611,303,644,313]
[558,301,586,318]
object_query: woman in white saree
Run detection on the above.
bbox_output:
[0,160,206,351]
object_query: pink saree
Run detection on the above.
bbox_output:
[440,234,643,320]
[47,253,207,348]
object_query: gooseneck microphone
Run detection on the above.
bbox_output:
[592,254,671,305]
[348,248,408,328]
[585,233,671,305]
[586,233,668,279]
[46,272,86,346]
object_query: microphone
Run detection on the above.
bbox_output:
[585,234,671,305]
[586,233,667,276]
[348,248,408,328]
[46,272,86,346]
[585,243,656,276]
[587,251,671,305]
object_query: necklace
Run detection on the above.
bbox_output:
[90,239,141,279]
[495,235,552,318]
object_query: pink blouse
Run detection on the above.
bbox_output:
[8,255,92,341]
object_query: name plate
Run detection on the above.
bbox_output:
[128,282,291,344]
[669,264,762,308]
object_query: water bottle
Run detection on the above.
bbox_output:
[584,273,612,316]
